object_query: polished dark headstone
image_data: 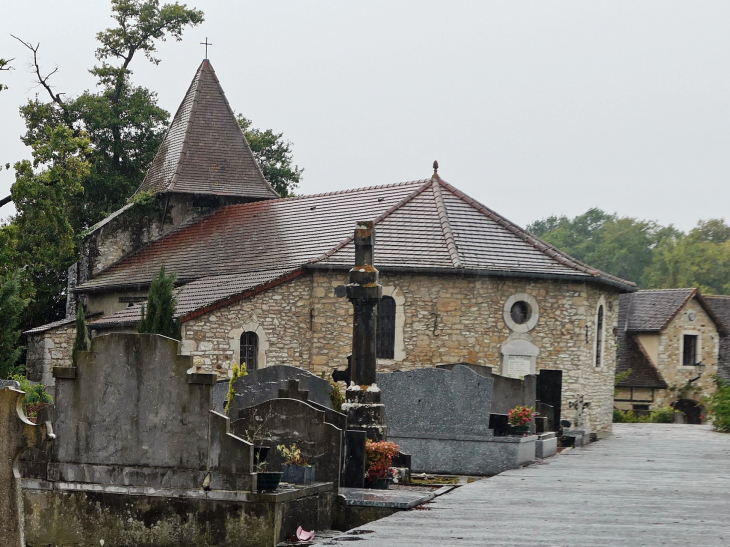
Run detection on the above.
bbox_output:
[341,429,367,488]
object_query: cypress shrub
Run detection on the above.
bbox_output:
[138,266,181,340]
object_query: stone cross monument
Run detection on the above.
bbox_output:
[346,221,383,385]
[0,386,55,547]
[342,221,387,441]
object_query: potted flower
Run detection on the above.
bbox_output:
[365,440,399,489]
[508,405,535,435]
[278,444,315,485]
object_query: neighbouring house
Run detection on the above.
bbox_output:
[614,288,728,422]
[24,59,637,436]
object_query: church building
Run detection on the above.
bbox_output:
[25,59,637,436]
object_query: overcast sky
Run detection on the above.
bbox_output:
[1,1,729,232]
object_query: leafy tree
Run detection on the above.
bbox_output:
[527,208,671,285]
[1,127,91,327]
[238,115,303,197]
[643,219,730,294]
[138,266,181,339]
[0,57,12,91]
[17,1,204,229]
[0,271,30,379]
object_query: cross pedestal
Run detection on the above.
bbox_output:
[0,387,54,547]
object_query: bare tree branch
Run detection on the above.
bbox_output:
[11,34,65,108]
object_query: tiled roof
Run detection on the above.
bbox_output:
[621,289,727,334]
[704,296,730,381]
[134,59,279,200]
[89,269,300,328]
[616,293,668,389]
[318,178,635,286]
[79,177,635,294]
[621,289,696,332]
[24,317,76,335]
[78,176,637,324]
[79,181,426,290]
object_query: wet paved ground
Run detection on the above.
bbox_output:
[327,424,730,547]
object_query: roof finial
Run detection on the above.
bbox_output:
[433,160,439,176]
[200,37,212,59]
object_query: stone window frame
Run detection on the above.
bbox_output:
[377,286,406,365]
[502,293,539,333]
[228,322,269,373]
[679,330,701,370]
[593,296,607,369]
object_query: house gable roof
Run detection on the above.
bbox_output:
[621,289,728,334]
[134,59,279,200]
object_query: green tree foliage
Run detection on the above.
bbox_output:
[707,376,730,433]
[137,266,182,339]
[528,208,675,285]
[1,127,91,326]
[0,57,12,91]
[0,271,30,378]
[71,306,88,366]
[238,115,303,197]
[19,1,204,229]
[643,220,730,294]
[529,209,730,293]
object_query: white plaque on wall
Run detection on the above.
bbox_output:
[505,355,532,378]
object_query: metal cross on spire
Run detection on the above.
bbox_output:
[200,37,212,59]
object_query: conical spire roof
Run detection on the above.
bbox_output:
[135,59,279,200]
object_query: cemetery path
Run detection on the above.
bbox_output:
[328,424,730,547]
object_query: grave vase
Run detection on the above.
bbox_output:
[256,471,283,492]
[510,424,531,435]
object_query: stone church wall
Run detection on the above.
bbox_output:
[181,270,620,435]
[32,269,621,434]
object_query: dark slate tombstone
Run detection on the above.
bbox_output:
[536,369,562,429]
[278,379,310,402]
[341,429,367,488]
[489,414,510,437]
[224,365,333,419]
[231,398,343,489]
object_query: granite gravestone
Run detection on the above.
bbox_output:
[378,366,536,475]
[222,365,334,417]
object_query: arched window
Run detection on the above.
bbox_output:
[595,305,604,366]
[377,296,396,359]
[240,331,259,371]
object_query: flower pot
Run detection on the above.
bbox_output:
[281,464,315,485]
[368,477,391,490]
[257,471,283,492]
[510,425,531,435]
[254,446,270,466]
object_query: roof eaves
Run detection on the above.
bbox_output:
[435,176,637,292]
[657,289,698,332]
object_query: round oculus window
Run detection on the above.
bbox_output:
[510,301,531,325]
